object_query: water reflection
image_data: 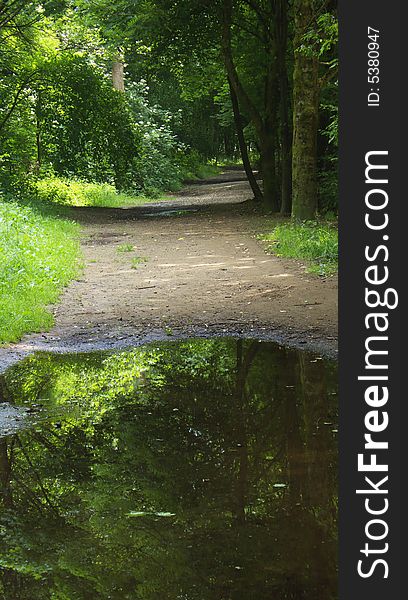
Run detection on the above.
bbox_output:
[0,339,338,599]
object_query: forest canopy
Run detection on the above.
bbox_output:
[0,0,338,217]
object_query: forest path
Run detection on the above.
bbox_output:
[0,170,337,371]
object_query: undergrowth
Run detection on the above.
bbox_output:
[0,194,81,343]
[29,177,159,208]
[13,165,220,208]
[258,220,338,276]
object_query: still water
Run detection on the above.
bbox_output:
[0,338,338,599]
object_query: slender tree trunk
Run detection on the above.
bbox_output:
[112,56,125,92]
[35,90,42,173]
[261,64,279,211]
[291,0,319,220]
[276,0,292,214]
[228,79,263,201]
[279,86,292,214]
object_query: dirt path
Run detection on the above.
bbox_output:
[0,171,337,372]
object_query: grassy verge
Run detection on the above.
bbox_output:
[29,177,168,208]
[10,158,223,211]
[0,194,81,344]
[258,220,338,276]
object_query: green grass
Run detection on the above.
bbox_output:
[0,194,81,344]
[193,164,221,179]
[218,159,244,167]
[131,256,148,269]
[182,163,221,181]
[30,177,168,208]
[25,166,224,209]
[116,243,134,253]
[258,220,338,276]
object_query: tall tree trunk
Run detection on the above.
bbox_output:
[260,135,278,211]
[279,83,292,214]
[276,0,292,214]
[291,0,319,220]
[112,56,125,92]
[228,79,263,201]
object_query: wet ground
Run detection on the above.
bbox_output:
[0,337,338,599]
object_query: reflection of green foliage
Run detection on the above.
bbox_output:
[1,339,338,599]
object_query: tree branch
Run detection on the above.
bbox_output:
[0,71,37,132]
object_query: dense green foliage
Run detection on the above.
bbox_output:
[0,195,80,343]
[0,2,226,196]
[259,220,338,275]
[1,0,338,210]
[30,177,164,208]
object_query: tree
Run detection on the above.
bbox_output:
[228,78,263,201]
[221,0,280,209]
[1,0,338,212]
[291,0,320,220]
[275,0,292,214]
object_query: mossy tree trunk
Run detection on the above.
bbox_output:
[291,0,319,220]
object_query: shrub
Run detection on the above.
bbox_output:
[28,177,153,208]
[259,221,338,276]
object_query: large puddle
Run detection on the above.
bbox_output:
[0,338,338,599]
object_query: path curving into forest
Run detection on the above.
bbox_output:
[0,170,337,372]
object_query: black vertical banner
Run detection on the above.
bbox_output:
[339,1,406,598]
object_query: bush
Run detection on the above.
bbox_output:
[0,193,81,343]
[27,177,154,208]
[176,149,219,180]
[127,82,218,195]
[258,221,338,276]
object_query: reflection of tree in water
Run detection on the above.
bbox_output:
[0,340,338,599]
